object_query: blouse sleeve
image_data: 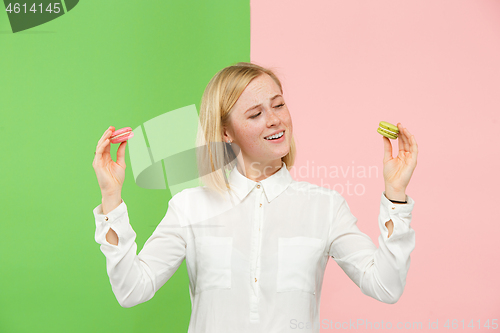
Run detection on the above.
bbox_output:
[93,195,187,308]
[327,191,416,304]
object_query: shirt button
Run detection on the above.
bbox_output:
[104,216,109,221]
[256,185,260,189]
[255,278,257,282]
[391,206,396,210]
[259,203,262,207]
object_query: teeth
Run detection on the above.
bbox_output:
[265,131,284,140]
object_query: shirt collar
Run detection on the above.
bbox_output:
[228,161,293,203]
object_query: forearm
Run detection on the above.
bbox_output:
[102,192,122,245]
[102,192,122,215]
[361,232,414,304]
[328,192,415,303]
[361,193,415,303]
[384,186,406,203]
[383,187,406,238]
[93,201,156,308]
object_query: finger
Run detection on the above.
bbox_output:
[383,135,392,163]
[116,140,127,167]
[97,126,115,147]
[401,127,410,153]
[96,128,115,161]
[397,123,406,153]
[105,135,112,155]
[95,138,110,162]
[97,127,111,145]
[406,126,414,139]
[408,130,418,162]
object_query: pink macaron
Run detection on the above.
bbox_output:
[110,127,134,144]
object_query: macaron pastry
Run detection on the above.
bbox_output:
[110,127,134,144]
[377,121,399,140]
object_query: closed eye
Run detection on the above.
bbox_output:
[250,103,285,119]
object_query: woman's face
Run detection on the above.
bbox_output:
[223,74,293,167]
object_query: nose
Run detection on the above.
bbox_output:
[266,108,281,127]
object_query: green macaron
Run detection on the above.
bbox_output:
[377,121,399,139]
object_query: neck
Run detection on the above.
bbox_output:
[236,156,283,182]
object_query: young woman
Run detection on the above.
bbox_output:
[92,62,418,332]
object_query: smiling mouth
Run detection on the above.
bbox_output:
[264,130,285,140]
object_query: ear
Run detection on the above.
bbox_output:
[222,126,232,143]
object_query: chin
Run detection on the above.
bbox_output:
[275,148,290,160]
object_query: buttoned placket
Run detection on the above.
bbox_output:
[249,183,265,322]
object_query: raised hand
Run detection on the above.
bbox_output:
[382,123,418,194]
[92,126,128,197]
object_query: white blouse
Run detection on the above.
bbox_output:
[93,161,415,333]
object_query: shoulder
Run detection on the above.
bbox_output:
[169,186,229,209]
[170,185,208,202]
[288,180,353,221]
[168,186,236,226]
[288,179,343,200]
[292,180,354,211]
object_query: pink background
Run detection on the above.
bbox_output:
[251,0,500,330]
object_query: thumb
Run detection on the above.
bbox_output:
[116,140,127,167]
[383,136,392,163]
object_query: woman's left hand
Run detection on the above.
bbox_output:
[383,123,418,193]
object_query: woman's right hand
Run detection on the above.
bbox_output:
[93,126,128,196]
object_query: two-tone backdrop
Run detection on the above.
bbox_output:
[1,0,499,332]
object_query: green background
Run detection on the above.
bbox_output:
[0,1,249,332]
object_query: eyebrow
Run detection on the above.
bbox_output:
[245,94,283,114]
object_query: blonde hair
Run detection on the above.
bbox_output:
[196,62,296,197]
